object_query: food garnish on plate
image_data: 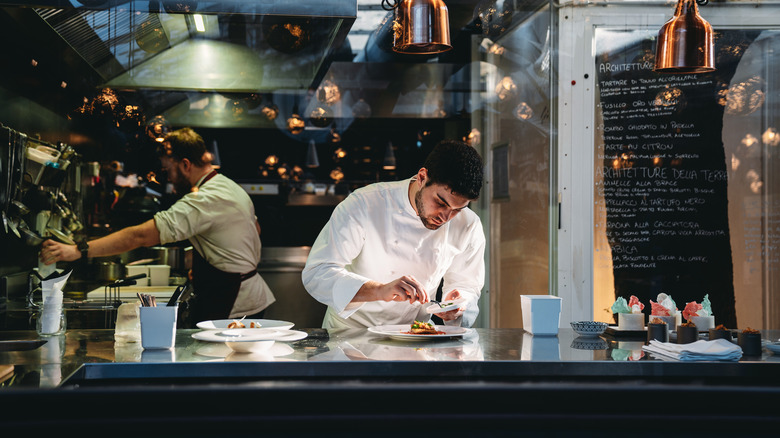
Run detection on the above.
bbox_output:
[406,320,444,335]
[226,319,261,329]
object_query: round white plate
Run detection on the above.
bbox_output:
[192,329,308,343]
[425,298,468,314]
[195,319,294,331]
[368,324,471,341]
[766,342,780,354]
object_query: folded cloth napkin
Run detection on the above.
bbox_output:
[642,339,742,361]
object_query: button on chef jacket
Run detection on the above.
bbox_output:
[155,172,275,318]
[302,177,485,329]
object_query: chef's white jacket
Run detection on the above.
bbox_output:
[302,177,485,329]
[154,173,275,318]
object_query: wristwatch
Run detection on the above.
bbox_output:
[77,240,89,260]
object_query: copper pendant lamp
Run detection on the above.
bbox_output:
[654,0,715,73]
[388,0,452,54]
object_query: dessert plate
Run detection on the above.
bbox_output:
[196,319,294,330]
[368,324,472,341]
[192,329,307,343]
[425,298,467,314]
[765,342,780,354]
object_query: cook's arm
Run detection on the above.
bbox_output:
[440,219,486,327]
[302,203,370,317]
[40,219,161,264]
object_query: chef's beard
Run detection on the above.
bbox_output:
[414,189,442,230]
[171,175,193,196]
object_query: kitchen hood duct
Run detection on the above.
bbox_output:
[105,39,267,92]
[14,1,356,94]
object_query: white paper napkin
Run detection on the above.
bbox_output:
[642,339,742,361]
[40,270,72,334]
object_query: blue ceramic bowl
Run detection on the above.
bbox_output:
[570,321,608,337]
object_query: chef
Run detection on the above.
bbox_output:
[302,139,485,329]
[40,127,274,326]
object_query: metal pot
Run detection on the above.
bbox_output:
[150,246,192,273]
[97,261,125,282]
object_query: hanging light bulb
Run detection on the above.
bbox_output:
[146,115,171,142]
[306,140,320,168]
[309,105,334,128]
[287,104,305,134]
[382,141,397,170]
[317,79,341,106]
[654,0,715,73]
[352,99,372,118]
[390,0,452,54]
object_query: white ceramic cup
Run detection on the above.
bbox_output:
[148,265,171,286]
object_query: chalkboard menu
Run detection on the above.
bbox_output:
[594,30,760,327]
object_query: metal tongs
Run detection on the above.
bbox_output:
[166,280,190,307]
[429,300,455,309]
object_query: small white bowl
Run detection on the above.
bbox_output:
[225,340,275,353]
[570,321,608,337]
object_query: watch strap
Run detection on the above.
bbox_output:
[77,240,89,260]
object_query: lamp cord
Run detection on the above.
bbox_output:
[380,0,401,11]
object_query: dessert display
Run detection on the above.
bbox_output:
[611,295,645,330]
[682,295,715,332]
[647,317,669,342]
[738,327,762,356]
[708,324,732,341]
[611,341,645,361]
[677,320,699,344]
[649,293,678,330]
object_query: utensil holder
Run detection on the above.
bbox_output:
[140,305,177,349]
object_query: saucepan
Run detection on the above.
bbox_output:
[97,261,125,282]
[150,245,192,272]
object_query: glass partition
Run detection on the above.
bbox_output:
[592,24,780,329]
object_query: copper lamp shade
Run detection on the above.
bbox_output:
[393,0,452,54]
[654,0,715,73]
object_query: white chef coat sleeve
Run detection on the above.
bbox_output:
[154,192,213,244]
[302,196,371,317]
[441,219,486,327]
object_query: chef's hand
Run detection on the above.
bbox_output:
[384,276,428,304]
[39,239,80,265]
[438,289,465,321]
[356,276,428,304]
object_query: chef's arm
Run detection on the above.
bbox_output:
[40,219,161,264]
[84,219,161,258]
[353,277,428,304]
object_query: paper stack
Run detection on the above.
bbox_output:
[642,339,742,361]
[38,270,72,335]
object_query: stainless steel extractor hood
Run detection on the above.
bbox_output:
[24,1,356,93]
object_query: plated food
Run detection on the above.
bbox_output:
[368,324,471,341]
[191,329,308,343]
[196,319,294,331]
[408,320,444,335]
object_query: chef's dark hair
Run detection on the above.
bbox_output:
[160,127,209,166]
[423,140,483,200]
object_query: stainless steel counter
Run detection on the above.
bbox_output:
[2,327,780,435]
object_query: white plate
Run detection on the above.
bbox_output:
[368,324,472,341]
[192,329,308,343]
[425,298,468,314]
[766,342,780,354]
[195,319,294,331]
